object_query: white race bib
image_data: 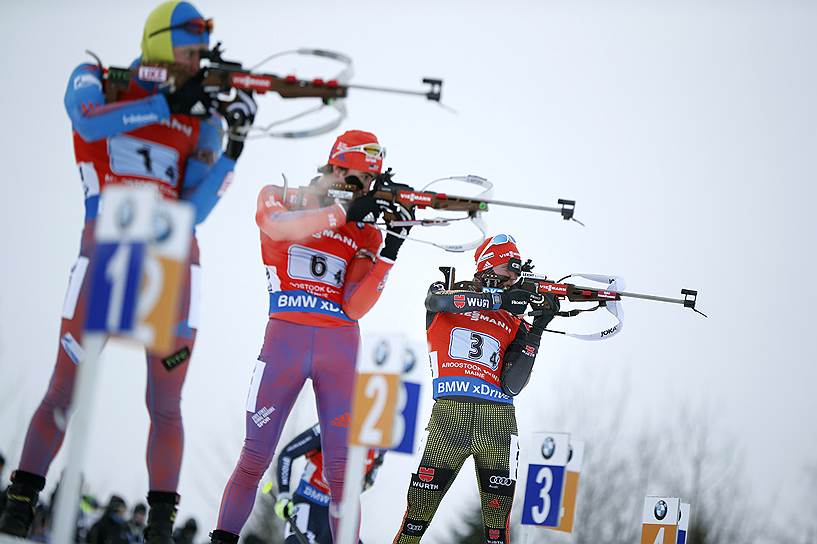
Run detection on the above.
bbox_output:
[448,327,501,370]
[108,135,179,185]
[287,245,346,287]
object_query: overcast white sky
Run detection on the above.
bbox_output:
[2,0,816,541]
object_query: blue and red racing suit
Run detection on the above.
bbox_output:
[15,60,236,493]
[275,425,384,544]
[215,184,393,540]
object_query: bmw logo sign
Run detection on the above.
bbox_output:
[116,198,135,230]
[153,211,172,243]
[374,340,390,366]
[654,500,668,521]
[541,436,556,460]
[403,347,417,373]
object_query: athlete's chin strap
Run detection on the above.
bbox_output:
[546,274,625,341]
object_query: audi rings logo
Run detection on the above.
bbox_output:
[541,436,556,459]
[406,523,424,533]
[489,476,513,486]
[654,500,668,521]
[374,340,390,366]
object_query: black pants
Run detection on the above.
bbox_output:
[393,398,519,544]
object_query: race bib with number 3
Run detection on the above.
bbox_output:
[448,327,501,370]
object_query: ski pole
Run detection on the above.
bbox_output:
[285,510,310,544]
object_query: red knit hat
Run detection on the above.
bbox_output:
[474,234,521,273]
[327,130,385,174]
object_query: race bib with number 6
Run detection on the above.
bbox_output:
[287,245,346,287]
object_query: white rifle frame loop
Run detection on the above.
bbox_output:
[246,49,354,139]
[558,274,626,341]
[371,175,494,253]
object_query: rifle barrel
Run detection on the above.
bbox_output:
[615,290,686,305]
[447,194,565,214]
[344,82,431,97]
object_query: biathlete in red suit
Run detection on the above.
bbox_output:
[210,130,414,544]
[393,235,560,544]
[0,3,256,543]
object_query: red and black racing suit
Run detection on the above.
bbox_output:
[394,282,548,544]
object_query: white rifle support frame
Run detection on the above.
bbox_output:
[244,49,354,139]
[563,274,625,341]
[369,175,494,253]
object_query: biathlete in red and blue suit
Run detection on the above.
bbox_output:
[209,130,413,544]
[0,3,256,543]
[272,424,384,544]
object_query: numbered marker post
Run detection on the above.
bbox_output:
[640,496,681,544]
[521,432,571,528]
[390,380,421,454]
[130,198,194,353]
[85,186,156,333]
[554,440,585,533]
[53,185,158,544]
[338,334,408,544]
[677,503,691,544]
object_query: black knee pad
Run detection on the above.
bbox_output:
[409,466,454,493]
[478,468,516,498]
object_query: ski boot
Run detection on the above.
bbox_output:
[0,470,46,537]
[210,529,240,543]
[143,491,179,544]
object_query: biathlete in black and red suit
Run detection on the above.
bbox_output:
[393,234,559,544]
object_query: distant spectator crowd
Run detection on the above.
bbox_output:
[0,451,201,544]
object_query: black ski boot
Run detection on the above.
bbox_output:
[0,470,46,537]
[210,529,239,543]
[143,491,179,544]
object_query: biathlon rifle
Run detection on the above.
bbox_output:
[99,43,443,138]
[324,168,581,252]
[437,261,705,341]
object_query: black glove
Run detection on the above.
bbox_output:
[497,288,533,315]
[223,90,257,160]
[343,192,382,223]
[379,200,414,261]
[531,294,560,330]
[165,69,217,116]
